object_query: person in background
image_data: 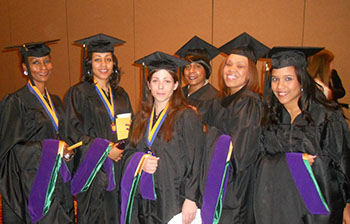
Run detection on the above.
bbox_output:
[175,36,220,123]
[255,47,350,224]
[308,49,346,104]
[0,40,74,223]
[64,33,133,224]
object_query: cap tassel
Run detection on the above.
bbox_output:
[263,61,270,103]
[82,44,87,77]
[142,62,147,102]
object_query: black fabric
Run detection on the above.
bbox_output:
[74,33,125,53]
[255,103,350,224]
[0,86,74,224]
[330,69,346,103]
[123,108,204,224]
[134,51,189,74]
[63,81,133,224]
[205,87,262,223]
[219,32,270,63]
[182,83,219,124]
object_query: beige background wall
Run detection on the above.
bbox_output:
[1,0,349,111]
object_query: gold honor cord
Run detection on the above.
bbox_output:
[147,103,170,147]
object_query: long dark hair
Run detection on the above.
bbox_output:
[262,64,339,129]
[82,52,120,88]
[130,69,191,146]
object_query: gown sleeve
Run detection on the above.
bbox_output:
[179,109,204,202]
[320,109,350,203]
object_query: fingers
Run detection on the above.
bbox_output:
[142,156,159,174]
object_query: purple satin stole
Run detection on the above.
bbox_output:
[28,139,71,223]
[201,134,232,224]
[286,152,329,215]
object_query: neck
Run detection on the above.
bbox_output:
[96,79,110,92]
[154,100,168,115]
[33,81,46,95]
[285,104,301,123]
[188,81,206,95]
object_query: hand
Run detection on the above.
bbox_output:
[108,143,123,162]
[307,154,317,166]
[182,199,197,224]
[142,156,159,174]
[343,203,350,224]
[60,141,74,162]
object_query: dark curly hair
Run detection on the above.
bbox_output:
[82,52,120,88]
[262,64,339,129]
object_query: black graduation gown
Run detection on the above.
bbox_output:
[124,108,204,224]
[205,86,262,224]
[0,86,74,224]
[255,103,350,224]
[63,81,133,224]
[182,83,219,123]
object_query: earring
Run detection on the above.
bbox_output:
[301,88,304,92]
[24,71,28,76]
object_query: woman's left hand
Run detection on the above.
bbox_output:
[182,199,197,224]
[60,141,74,162]
[343,203,350,224]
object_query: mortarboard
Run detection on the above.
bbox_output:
[219,32,270,63]
[135,51,189,101]
[74,33,125,53]
[268,47,324,69]
[4,39,59,86]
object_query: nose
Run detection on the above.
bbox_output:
[276,80,284,89]
[189,65,195,73]
[40,61,48,71]
[158,81,164,89]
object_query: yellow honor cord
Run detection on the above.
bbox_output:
[147,103,170,143]
[226,141,233,162]
[28,81,59,128]
[94,82,115,119]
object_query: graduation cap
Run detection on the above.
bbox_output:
[268,47,324,69]
[135,51,189,101]
[4,39,59,86]
[74,33,125,53]
[175,36,220,79]
[219,32,270,63]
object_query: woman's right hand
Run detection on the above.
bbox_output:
[303,153,317,166]
[142,156,159,174]
[108,143,123,162]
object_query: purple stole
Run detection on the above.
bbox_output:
[286,153,329,215]
[28,139,71,223]
[71,138,115,195]
[201,134,232,224]
[120,152,156,224]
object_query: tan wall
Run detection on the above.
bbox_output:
[1,0,350,111]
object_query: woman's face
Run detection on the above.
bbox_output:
[271,66,301,108]
[148,69,178,106]
[23,55,53,85]
[183,62,206,87]
[91,52,113,83]
[223,54,249,94]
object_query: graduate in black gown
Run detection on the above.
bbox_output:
[255,47,350,224]
[64,34,133,224]
[121,52,204,224]
[175,36,220,123]
[0,40,74,223]
[202,32,269,224]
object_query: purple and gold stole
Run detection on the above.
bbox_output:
[286,152,329,215]
[27,82,71,222]
[120,103,169,224]
[201,134,233,224]
[71,138,115,195]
